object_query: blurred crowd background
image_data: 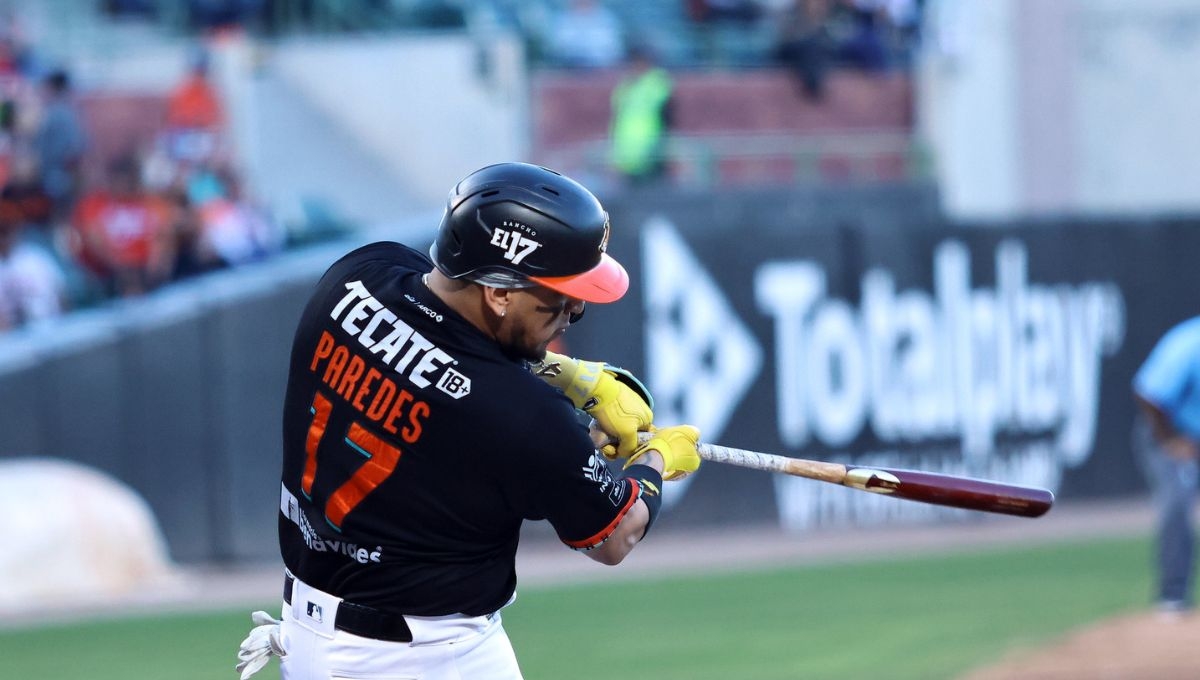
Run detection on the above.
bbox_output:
[0,0,927,332]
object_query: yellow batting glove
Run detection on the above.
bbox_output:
[626,425,701,481]
[534,351,654,459]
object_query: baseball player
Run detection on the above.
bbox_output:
[1133,315,1200,616]
[236,162,700,679]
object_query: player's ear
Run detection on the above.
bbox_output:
[482,286,513,319]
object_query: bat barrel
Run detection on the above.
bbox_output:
[845,466,1055,518]
[635,432,1055,519]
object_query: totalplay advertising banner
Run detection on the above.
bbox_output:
[564,188,1195,532]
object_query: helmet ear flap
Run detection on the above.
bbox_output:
[445,220,465,257]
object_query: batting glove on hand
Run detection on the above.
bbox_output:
[235,610,287,680]
[626,425,701,481]
[535,351,653,459]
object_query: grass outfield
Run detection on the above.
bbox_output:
[0,535,1153,680]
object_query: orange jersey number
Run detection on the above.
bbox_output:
[302,391,403,531]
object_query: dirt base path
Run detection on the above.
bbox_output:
[959,610,1200,680]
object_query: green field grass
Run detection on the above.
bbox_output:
[0,535,1154,680]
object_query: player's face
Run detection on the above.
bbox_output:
[498,285,586,361]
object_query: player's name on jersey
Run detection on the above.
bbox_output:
[309,329,430,442]
[304,278,482,443]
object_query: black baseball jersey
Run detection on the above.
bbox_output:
[278,242,641,616]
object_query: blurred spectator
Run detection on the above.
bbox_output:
[194,168,283,268]
[1133,317,1200,618]
[187,0,265,32]
[0,8,38,78]
[163,182,213,280]
[835,0,890,71]
[69,156,177,298]
[0,187,66,330]
[410,1,467,29]
[546,0,625,70]
[773,0,837,100]
[687,0,766,65]
[2,152,52,228]
[687,0,763,24]
[185,159,228,206]
[884,0,922,63]
[33,69,87,225]
[609,46,674,185]
[102,0,159,20]
[164,48,226,166]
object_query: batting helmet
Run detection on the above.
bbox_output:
[430,162,629,303]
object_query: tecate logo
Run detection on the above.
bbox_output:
[331,281,466,391]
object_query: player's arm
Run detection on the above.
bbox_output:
[584,426,701,566]
[1133,340,1199,459]
[585,449,662,565]
[1134,392,1198,460]
[1135,392,1176,442]
[532,351,653,459]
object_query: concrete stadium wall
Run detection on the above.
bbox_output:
[918,0,1200,219]
[0,242,359,564]
[269,33,529,208]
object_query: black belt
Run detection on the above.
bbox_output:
[284,574,414,643]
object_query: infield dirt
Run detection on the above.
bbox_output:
[958,609,1200,680]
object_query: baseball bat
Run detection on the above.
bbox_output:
[634,432,1054,518]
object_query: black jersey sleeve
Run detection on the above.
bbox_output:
[503,386,642,551]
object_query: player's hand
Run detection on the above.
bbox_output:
[535,352,653,459]
[588,364,655,459]
[626,425,701,481]
[236,610,287,679]
[1164,436,1200,461]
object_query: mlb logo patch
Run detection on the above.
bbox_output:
[306,601,323,623]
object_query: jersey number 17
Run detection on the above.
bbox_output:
[301,391,403,531]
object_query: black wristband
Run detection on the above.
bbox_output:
[622,464,664,538]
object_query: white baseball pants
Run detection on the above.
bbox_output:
[279,576,524,680]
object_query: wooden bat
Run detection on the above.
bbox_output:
[631,432,1054,518]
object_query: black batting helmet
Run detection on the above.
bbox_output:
[429,162,628,303]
